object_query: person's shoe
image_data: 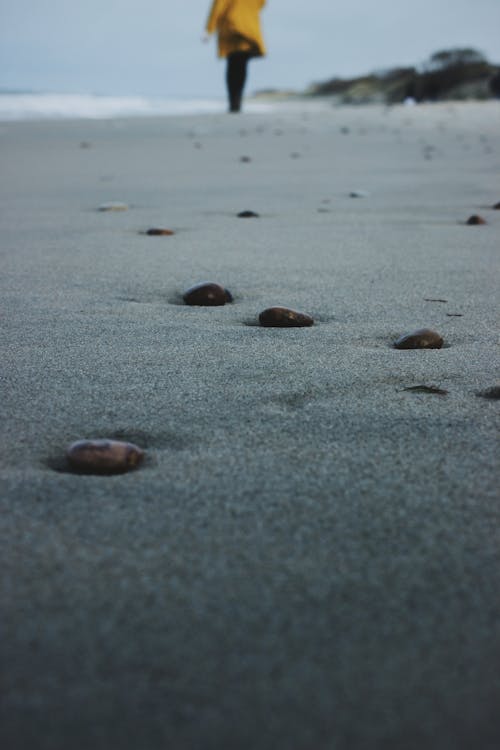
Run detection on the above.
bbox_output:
[229,96,242,113]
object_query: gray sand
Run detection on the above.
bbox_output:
[1,101,499,749]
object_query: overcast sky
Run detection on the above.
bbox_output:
[1,0,499,98]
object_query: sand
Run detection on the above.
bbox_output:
[1,100,499,749]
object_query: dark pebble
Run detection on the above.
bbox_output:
[492,202,500,210]
[394,328,444,349]
[146,228,175,236]
[237,210,259,218]
[259,307,314,327]
[466,215,486,225]
[403,385,448,395]
[477,386,500,400]
[66,439,144,475]
[240,156,252,163]
[183,282,233,306]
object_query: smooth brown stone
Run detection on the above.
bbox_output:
[98,202,128,212]
[66,439,144,475]
[183,282,233,306]
[237,210,259,218]
[259,307,314,328]
[146,228,175,236]
[477,385,500,400]
[465,214,486,225]
[393,328,444,349]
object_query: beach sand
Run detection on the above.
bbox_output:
[1,101,499,749]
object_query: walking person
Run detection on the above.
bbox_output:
[204,0,267,113]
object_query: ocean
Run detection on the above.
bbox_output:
[0,92,278,121]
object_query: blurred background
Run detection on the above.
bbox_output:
[1,0,499,98]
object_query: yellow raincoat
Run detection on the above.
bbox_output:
[206,0,266,58]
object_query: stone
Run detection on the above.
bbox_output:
[393,328,444,349]
[98,202,128,212]
[492,202,500,210]
[146,228,175,236]
[240,156,252,163]
[477,385,500,400]
[183,282,233,306]
[259,307,314,327]
[349,190,369,198]
[237,210,259,218]
[465,214,486,225]
[66,439,144,475]
[403,385,448,395]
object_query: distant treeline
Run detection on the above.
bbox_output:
[307,49,500,103]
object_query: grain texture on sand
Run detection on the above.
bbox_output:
[0,101,499,750]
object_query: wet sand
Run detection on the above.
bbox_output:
[1,101,499,749]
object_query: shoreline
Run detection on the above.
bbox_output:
[1,89,499,123]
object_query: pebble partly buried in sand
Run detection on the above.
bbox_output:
[393,328,444,349]
[183,282,233,306]
[465,214,487,225]
[477,385,500,400]
[402,385,448,395]
[237,210,259,218]
[98,202,129,212]
[259,307,314,327]
[145,228,175,236]
[66,439,144,475]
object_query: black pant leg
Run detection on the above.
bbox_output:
[226,53,250,112]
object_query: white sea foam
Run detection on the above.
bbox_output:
[0,93,276,121]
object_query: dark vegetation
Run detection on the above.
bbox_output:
[308,48,500,103]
